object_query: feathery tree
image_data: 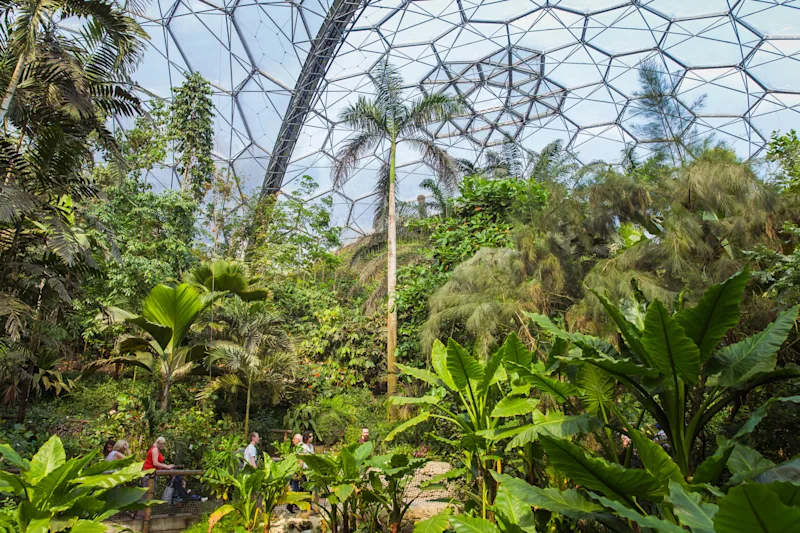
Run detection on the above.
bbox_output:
[332,60,462,416]
[199,298,294,439]
[633,58,705,166]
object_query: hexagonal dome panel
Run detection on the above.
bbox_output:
[129,0,800,240]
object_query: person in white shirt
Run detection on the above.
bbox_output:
[243,432,260,469]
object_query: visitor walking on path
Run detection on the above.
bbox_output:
[244,432,260,468]
[106,440,130,462]
[287,433,304,514]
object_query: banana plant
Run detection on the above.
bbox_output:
[208,454,310,533]
[388,334,600,517]
[529,267,800,476]
[0,435,159,533]
[302,442,373,533]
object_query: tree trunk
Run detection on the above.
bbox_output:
[161,373,171,411]
[386,141,398,421]
[16,376,31,424]
[244,381,251,440]
[0,53,27,126]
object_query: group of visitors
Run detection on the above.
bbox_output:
[102,436,175,470]
[100,426,371,513]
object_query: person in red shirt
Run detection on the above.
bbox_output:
[143,436,174,472]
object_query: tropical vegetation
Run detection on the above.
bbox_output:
[0,1,798,532]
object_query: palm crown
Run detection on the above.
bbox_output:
[332,61,463,415]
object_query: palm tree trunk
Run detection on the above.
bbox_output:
[161,373,171,411]
[387,140,398,421]
[244,380,252,440]
[0,53,27,127]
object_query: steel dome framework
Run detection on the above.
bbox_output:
[130,0,800,238]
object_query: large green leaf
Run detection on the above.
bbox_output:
[708,305,799,387]
[714,483,800,533]
[726,442,775,484]
[446,339,484,390]
[26,435,66,485]
[506,412,603,450]
[32,453,95,508]
[0,443,28,470]
[629,428,684,486]
[100,486,151,513]
[332,483,355,502]
[70,462,145,489]
[140,283,205,350]
[766,482,800,506]
[387,395,441,406]
[492,472,603,520]
[493,484,536,532]
[527,313,618,357]
[385,411,431,442]
[589,289,650,365]
[540,436,664,503]
[506,363,578,403]
[413,510,451,533]
[353,441,373,465]
[559,350,658,378]
[499,332,531,368]
[734,395,800,438]
[0,471,25,496]
[396,363,442,388]
[665,481,717,533]
[70,520,107,533]
[490,396,539,418]
[576,365,615,416]
[642,300,701,385]
[450,514,500,533]
[692,440,735,485]
[675,268,749,361]
[480,341,508,395]
[589,493,684,533]
[431,340,457,390]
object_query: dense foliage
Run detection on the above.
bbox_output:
[0,4,798,530]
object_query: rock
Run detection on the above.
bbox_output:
[405,502,450,523]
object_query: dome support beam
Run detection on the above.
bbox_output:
[259,0,365,196]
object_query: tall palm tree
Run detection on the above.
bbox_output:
[332,61,462,416]
[198,298,293,438]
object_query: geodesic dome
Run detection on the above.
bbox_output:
[130,0,800,239]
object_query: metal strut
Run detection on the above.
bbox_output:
[260,0,366,196]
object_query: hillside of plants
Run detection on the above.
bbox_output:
[1,1,800,533]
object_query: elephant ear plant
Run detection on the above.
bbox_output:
[303,442,374,533]
[208,454,310,533]
[388,334,601,517]
[362,453,427,533]
[0,435,159,533]
[529,267,800,477]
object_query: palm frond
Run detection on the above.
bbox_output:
[404,136,461,192]
[331,131,382,188]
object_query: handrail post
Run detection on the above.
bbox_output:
[142,476,155,533]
